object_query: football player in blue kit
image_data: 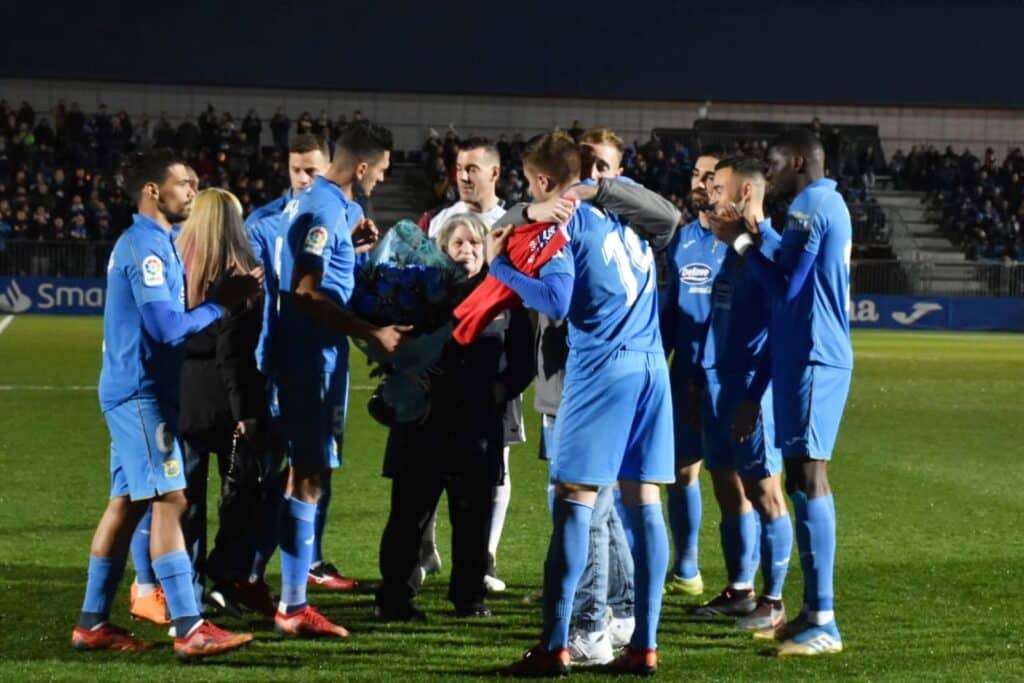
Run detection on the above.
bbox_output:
[268,123,405,639]
[491,132,675,677]
[660,150,723,597]
[709,128,852,656]
[72,149,261,660]
[243,134,362,611]
[691,157,793,633]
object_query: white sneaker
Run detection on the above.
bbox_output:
[567,628,614,666]
[607,615,635,649]
[483,574,507,592]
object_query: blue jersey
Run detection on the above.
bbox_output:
[661,219,726,378]
[245,192,291,375]
[540,202,661,372]
[774,178,853,371]
[98,213,186,412]
[274,176,360,377]
[701,220,782,374]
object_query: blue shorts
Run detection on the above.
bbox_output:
[105,398,186,501]
[669,371,705,466]
[553,351,674,487]
[773,363,852,460]
[277,367,348,470]
[702,370,781,479]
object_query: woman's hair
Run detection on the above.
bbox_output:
[176,188,257,307]
[436,212,488,253]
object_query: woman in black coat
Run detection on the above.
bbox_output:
[374,213,535,621]
[175,188,273,616]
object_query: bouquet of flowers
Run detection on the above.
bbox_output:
[351,220,469,424]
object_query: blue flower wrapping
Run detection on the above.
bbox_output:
[351,220,468,423]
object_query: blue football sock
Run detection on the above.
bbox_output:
[738,510,759,587]
[720,510,758,587]
[541,498,593,651]
[152,550,201,636]
[312,478,332,566]
[626,503,669,650]
[612,487,634,551]
[279,496,317,612]
[750,512,762,575]
[79,555,126,628]
[130,506,155,586]
[666,482,701,578]
[791,491,836,612]
[760,513,792,599]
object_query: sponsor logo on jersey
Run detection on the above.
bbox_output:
[141,255,165,287]
[303,226,329,255]
[680,263,713,286]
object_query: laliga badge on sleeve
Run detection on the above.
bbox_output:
[141,255,165,287]
[304,226,329,256]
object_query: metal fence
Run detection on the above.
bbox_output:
[852,260,1024,298]
[1,241,114,279]
[2,242,1023,299]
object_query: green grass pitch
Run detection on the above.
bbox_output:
[0,316,1022,681]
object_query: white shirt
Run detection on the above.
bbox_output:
[427,200,507,238]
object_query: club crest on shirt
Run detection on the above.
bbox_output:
[142,255,164,287]
[787,211,812,232]
[163,458,181,479]
[304,226,329,255]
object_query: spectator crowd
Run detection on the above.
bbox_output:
[0,99,370,251]
[896,145,1024,261]
[0,99,895,271]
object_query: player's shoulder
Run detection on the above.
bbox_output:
[246,195,287,228]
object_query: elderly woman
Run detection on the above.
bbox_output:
[374,213,535,621]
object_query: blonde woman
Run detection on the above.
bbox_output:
[175,188,272,615]
[375,214,534,621]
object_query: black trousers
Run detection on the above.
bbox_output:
[377,471,493,609]
[181,433,275,599]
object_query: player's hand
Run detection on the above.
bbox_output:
[528,196,577,225]
[706,203,747,245]
[486,226,512,265]
[562,184,597,204]
[352,217,380,254]
[731,399,760,443]
[209,269,263,308]
[369,324,413,355]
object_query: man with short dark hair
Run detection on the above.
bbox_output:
[268,123,406,638]
[427,137,505,238]
[661,148,725,599]
[709,128,853,656]
[71,149,259,660]
[690,156,792,633]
